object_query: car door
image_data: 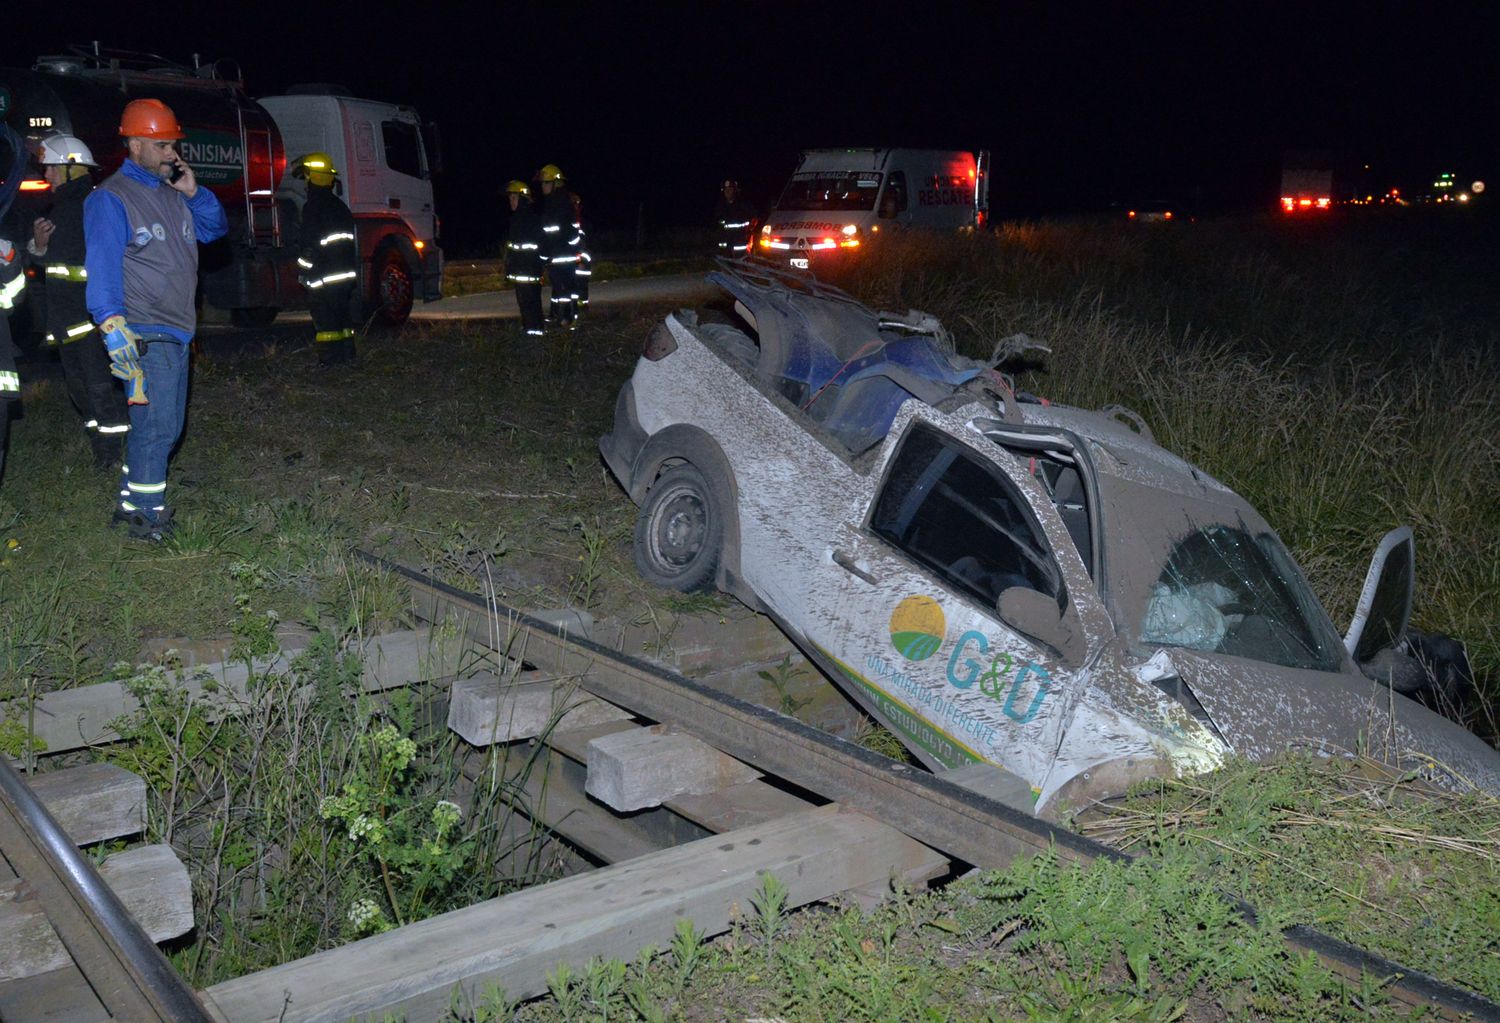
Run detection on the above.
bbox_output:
[801,406,1113,796]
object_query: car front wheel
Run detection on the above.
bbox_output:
[633,463,723,592]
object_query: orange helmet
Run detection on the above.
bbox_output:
[118,99,185,141]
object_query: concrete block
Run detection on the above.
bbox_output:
[448,673,629,746]
[0,844,192,982]
[24,763,146,846]
[359,627,470,692]
[585,726,761,812]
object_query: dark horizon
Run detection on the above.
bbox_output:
[6,1,1495,254]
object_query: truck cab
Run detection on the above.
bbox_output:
[0,46,442,328]
[260,91,443,324]
[758,148,988,270]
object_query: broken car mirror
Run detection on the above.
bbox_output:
[1344,526,1415,665]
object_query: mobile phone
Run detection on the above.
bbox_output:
[165,161,185,184]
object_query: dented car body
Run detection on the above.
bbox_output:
[600,263,1500,816]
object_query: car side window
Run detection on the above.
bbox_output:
[869,424,1065,610]
[880,171,908,218]
[381,119,425,180]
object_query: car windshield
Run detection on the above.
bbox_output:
[776,172,882,212]
[1101,476,1346,672]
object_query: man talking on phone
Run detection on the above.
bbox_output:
[84,98,226,542]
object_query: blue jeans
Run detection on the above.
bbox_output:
[117,334,189,519]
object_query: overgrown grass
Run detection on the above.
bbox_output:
[479,855,1421,1022]
[3,210,1496,1011]
[1082,754,1500,1002]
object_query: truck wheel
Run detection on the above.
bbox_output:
[230,307,279,327]
[634,463,724,592]
[373,247,414,326]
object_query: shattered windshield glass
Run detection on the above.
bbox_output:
[777,172,882,212]
[1103,478,1345,673]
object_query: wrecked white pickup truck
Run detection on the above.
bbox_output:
[600,262,1500,816]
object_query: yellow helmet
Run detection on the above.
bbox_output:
[505,179,530,196]
[293,152,338,188]
[538,163,564,183]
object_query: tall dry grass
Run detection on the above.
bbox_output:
[835,217,1500,719]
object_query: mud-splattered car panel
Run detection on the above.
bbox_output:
[601,266,1500,813]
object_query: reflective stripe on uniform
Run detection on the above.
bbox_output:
[44,264,88,281]
[575,268,592,277]
[0,370,19,395]
[315,328,355,342]
[60,320,94,343]
[297,257,314,269]
[721,220,751,229]
[306,269,358,289]
[542,225,561,233]
[550,255,578,264]
[319,232,355,246]
[127,480,167,495]
[97,423,130,434]
[506,274,542,283]
[0,275,23,310]
[525,329,544,336]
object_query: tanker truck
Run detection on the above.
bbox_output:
[0,44,442,327]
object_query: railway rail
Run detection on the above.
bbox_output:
[372,551,1500,1023]
[2,551,1496,1021]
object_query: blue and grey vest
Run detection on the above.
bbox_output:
[97,172,199,336]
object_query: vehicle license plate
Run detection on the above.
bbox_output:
[790,257,810,270]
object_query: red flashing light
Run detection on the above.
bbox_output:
[1128,210,1137,218]
[1164,210,1173,219]
[1315,197,1330,209]
[19,179,50,192]
[1298,198,1313,207]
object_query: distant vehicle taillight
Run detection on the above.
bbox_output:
[1164,210,1173,220]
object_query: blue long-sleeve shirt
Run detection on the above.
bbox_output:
[85,159,227,343]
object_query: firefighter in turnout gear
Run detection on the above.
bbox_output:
[292,153,359,366]
[0,127,27,480]
[537,164,579,327]
[713,178,756,256]
[85,98,229,542]
[503,180,545,337]
[570,189,590,318]
[28,135,132,468]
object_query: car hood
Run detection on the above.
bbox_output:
[1159,647,1500,795]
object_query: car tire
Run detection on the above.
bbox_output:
[633,463,723,592]
[373,246,415,327]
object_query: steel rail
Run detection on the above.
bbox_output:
[362,550,1500,1022]
[0,756,216,1021]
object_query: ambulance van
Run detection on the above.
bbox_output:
[757,148,988,269]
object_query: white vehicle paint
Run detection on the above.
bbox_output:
[602,271,1500,817]
[758,148,988,268]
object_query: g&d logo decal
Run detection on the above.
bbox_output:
[889,595,945,661]
[886,595,1054,725]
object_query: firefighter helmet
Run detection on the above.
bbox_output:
[505,180,530,196]
[292,152,338,188]
[538,164,564,183]
[38,134,99,167]
[118,99,185,141]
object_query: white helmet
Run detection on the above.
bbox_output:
[37,134,98,167]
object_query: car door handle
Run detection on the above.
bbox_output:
[832,550,879,585]
[388,197,402,209]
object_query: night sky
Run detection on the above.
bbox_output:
[6,1,1495,254]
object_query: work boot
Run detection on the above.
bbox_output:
[113,505,174,542]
